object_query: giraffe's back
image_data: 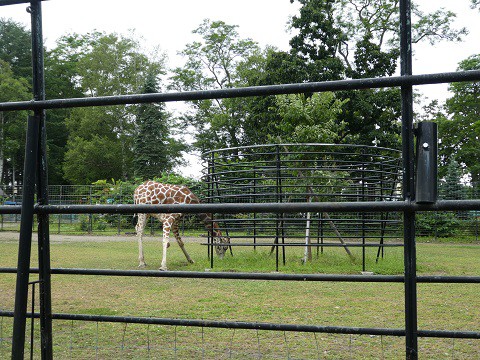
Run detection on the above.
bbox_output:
[134,181,200,205]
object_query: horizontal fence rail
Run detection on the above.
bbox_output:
[2,269,477,340]
[0,310,479,340]
[0,71,480,112]
[0,268,479,283]
[3,181,480,238]
[1,200,479,215]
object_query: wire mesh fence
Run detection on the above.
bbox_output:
[0,184,206,234]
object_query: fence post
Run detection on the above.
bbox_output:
[29,1,54,357]
[11,115,39,360]
[400,0,418,359]
[361,149,366,272]
[89,186,93,233]
[209,152,215,267]
[58,185,62,234]
[253,166,257,251]
[274,145,285,270]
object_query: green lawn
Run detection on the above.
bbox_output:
[0,234,478,359]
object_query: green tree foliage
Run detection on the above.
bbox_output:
[171,19,260,153]
[0,19,31,185]
[439,158,467,200]
[438,55,480,182]
[266,0,468,148]
[59,31,165,183]
[289,0,467,77]
[274,92,347,143]
[63,135,124,184]
[0,18,32,82]
[133,72,186,180]
[0,60,30,185]
[45,37,87,184]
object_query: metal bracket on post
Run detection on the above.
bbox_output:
[415,122,438,204]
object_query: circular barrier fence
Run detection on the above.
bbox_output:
[204,144,403,270]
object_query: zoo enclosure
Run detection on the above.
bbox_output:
[205,143,404,270]
[0,0,479,359]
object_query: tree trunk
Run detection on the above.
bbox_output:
[0,112,4,183]
[302,209,312,263]
[322,212,355,261]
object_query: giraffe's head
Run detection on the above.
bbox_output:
[213,236,230,259]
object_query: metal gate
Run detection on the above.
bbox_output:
[0,0,479,359]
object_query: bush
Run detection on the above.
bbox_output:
[416,212,460,238]
[77,214,108,232]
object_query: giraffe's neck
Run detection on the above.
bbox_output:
[198,213,222,237]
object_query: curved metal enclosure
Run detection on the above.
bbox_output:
[204,144,403,253]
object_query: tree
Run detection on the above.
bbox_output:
[274,92,347,143]
[438,55,480,182]
[59,31,165,183]
[133,72,186,180]
[171,19,260,154]
[45,35,87,184]
[270,0,469,148]
[63,135,124,184]
[0,19,31,185]
[439,158,467,200]
[0,18,32,82]
[0,60,30,185]
[289,0,467,77]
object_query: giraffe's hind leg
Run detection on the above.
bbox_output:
[135,213,147,267]
[172,219,194,264]
[157,214,173,271]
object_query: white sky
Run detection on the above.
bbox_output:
[1,0,479,178]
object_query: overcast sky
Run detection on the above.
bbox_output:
[1,0,478,177]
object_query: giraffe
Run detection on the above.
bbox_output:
[133,181,230,270]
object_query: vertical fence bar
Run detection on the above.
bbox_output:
[361,151,366,272]
[58,186,62,233]
[277,146,286,265]
[30,0,53,357]
[274,145,281,270]
[11,115,39,360]
[30,281,36,360]
[400,0,418,359]
[253,167,257,251]
[88,186,93,233]
[209,152,215,268]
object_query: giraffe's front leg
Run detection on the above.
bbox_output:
[135,214,147,268]
[172,221,194,264]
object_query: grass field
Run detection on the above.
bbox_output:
[0,232,479,359]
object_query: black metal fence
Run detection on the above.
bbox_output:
[0,0,479,359]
